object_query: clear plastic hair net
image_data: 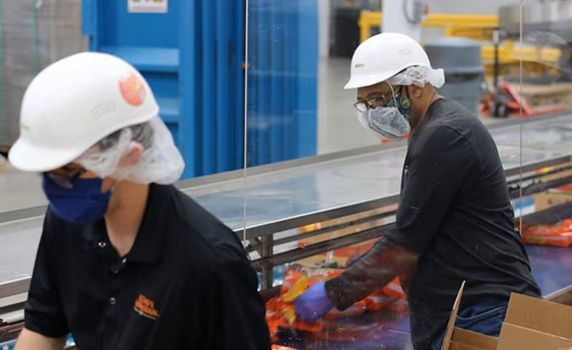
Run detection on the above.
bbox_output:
[77,116,185,184]
[388,65,445,88]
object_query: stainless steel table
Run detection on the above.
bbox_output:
[2,114,572,289]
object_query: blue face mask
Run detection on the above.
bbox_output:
[42,175,111,225]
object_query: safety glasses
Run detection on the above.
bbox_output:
[353,85,405,112]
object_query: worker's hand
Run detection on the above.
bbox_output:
[294,282,333,323]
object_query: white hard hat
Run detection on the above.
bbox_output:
[9,52,159,172]
[344,32,433,90]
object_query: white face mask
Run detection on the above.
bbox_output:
[356,110,384,141]
[357,106,411,139]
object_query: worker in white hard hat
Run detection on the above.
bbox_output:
[294,33,540,349]
[9,52,270,350]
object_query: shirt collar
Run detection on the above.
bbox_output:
[412,98,445,137]
[81,184,171,264]
[126,184,171,263]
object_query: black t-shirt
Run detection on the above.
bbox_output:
[387,98,540,348]
[24,184,271,350]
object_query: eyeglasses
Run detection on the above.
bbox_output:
[353,86,405,112]
[44,167,87,189]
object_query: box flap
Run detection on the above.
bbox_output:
[442,281,466,350]
[497,323,572,350]
[451,342,492,350]
[505,293,572,339]
[451,328,497,350]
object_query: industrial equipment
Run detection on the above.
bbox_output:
[4,2,572,348]
[0,0,319,178]
[3,113,572,348]
[359,10,562,79]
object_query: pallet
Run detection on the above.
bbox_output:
[518,83,572,107]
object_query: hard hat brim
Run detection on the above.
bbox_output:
[8,138,87,173]
[344,71,397,90]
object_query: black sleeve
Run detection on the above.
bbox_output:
[325,237,418,310]
[24,212,69,337]
[199,259,271,350]
[387,126,478,254]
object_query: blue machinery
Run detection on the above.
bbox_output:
[82,0,318,178]
[248,1,318,166]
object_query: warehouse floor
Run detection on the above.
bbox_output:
[0,57,510,214]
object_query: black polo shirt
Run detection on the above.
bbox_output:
[386,98,541,349]
[24,184,270,350]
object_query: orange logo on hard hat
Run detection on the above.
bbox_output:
[119,73,146,106]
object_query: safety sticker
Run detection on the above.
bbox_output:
[128,0,168,13]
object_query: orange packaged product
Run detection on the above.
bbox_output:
[265,265,406,341]
[266,269,325,341]
[365,279,406,311]
[324,300,368,319]
[523,219,572,248]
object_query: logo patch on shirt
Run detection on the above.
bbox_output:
[134,294,160,320]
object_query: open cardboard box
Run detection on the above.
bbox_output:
[442,282,572,350]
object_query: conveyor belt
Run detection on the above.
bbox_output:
[181,113,572,237]
[273,245,572,350]
[2,113,572,289]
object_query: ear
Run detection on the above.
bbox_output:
[119,142,144,167]
[407,85,424,99]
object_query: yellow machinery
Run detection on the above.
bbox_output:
[359,11,562,77]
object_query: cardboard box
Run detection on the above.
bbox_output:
[442,283,572,350]
[496,293,572,350]
[533,165,572,211]
[450,328,497,350]
[535,190,572,212]
[442,281,498,350]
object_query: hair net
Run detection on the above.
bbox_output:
[77,116,184,184]
[388,65,445,88]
